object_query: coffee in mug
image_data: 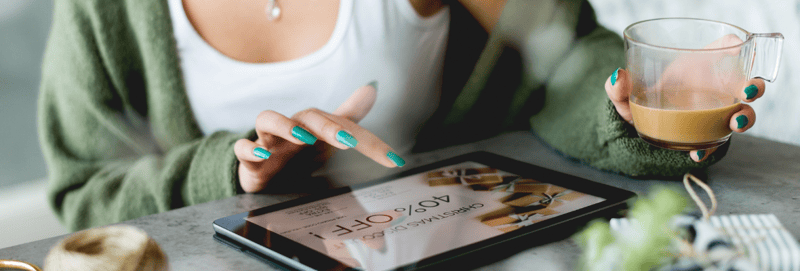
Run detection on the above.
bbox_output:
[624,18,783,150]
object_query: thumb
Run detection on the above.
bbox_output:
[333,81,378,123]
[605,68,633,124]
[703,34,743,55]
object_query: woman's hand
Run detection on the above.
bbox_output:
[605,64,765,163]
[232,83,405,193]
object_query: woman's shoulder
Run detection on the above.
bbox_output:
[54,0,166,10]
[46,0,182,112]
[53,0,170,29]
[50,0,175,61]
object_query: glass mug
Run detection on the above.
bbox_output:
[624,18,784,150]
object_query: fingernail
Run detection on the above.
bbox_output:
[695,150,706,161]
[367,80,378,91]
[736,115,749,129]
[292,126,317,145]
[611,68,620,86]
[744,84,758,100]
[335,130,358,148]
[386,151,405,167]
[253,147,271,159]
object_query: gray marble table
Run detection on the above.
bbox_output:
[2,131,799,270]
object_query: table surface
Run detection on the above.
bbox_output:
[2,132,799,270]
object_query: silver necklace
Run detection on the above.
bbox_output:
[266,0,281,21]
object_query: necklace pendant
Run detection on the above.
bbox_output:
[266,0,281,21]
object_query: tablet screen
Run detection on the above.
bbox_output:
[245,162,605,270]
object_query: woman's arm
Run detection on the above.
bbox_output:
[502,0,728,176]
[420,0,727,176]
[40,0,241,231]
[41,0,403,231]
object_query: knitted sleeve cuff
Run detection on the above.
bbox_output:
[592,99,730,177]
[183,130,252,204]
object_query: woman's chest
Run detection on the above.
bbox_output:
[182,0,340,63]
[169,0,451,151]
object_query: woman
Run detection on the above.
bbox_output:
[39,0,764,231]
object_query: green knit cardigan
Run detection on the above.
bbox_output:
[39,0,725,231]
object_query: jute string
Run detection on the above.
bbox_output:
[683,173,718,220]
[1,225,168,271]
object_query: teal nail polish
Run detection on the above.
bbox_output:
[611,68,620,86]
[696,150,706,161]
[386,151,405,167]
[744,84,758,100]
[736,115,749,129]
[367,80,378,91]
[253,147,271,159]
[291,126,317,145]
[336,130,358,148]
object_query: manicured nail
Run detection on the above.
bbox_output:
[367,80,378,91]
[386,151,405,167]
[744,84,758,100]
[610,68,620,86]
[335,130,358,148]
[253,147,271,159]
[291,126,317,145]
[736,115,749,129]
[695,150,706,161]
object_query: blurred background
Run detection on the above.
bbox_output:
[0,0,797,249]
[1,0,66,249]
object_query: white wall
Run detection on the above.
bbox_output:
[0,0,51,188]
[0,0,67,249]
[0,179,67,249]
[589,0,800,146]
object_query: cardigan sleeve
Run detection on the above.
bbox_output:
[498,0,728,176]
[39,0,241,231]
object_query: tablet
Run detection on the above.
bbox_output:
[213,152,636,271]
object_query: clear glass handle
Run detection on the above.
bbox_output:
[749,33,784,82]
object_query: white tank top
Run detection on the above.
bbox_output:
[168,0,450,185]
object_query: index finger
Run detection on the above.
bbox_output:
[738,78,766,102]
[704,34,743,55]
[321,111,405,168]
[606,68,633,123]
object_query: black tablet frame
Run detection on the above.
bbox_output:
[213,151,636,270]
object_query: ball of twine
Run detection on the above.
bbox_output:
[43,225,168,271]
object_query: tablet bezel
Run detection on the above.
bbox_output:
[213,151,636,270]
